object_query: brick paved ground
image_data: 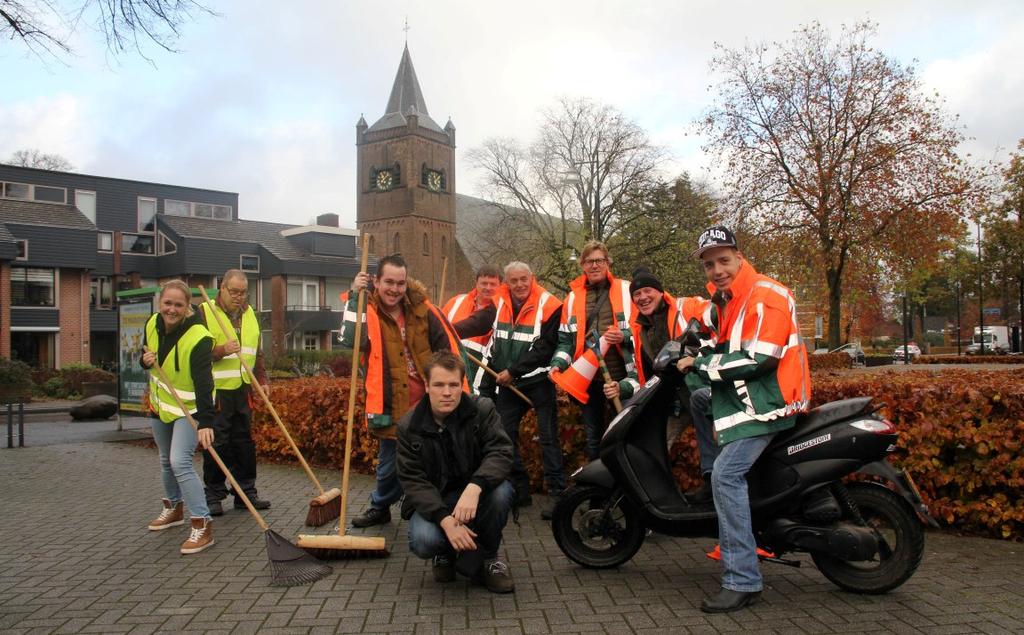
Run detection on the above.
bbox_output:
[1,438,1023,634]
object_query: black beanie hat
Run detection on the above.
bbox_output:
[630,266,663,295]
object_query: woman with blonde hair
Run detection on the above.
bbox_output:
[140,279,217,554]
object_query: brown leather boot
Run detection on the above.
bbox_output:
[180,518,215,554]
[148,499,184,531]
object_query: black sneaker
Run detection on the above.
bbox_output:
[234,496,271,510]
[208,500,224,517]
[351,506,391,528]
[479,558,515,593]
[432,554,456,583]
[686,480,713,505]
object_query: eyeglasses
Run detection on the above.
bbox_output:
[225,287,248,298]
[582,258,608,267]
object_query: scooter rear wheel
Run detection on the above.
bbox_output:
[551,485,645,569]
[811,483,925,594]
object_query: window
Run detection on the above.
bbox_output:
[441,235,447,253]
[138,197,157,232]
[325,278,348,311]
[158,232,177,255]
[240,254,260,272]
[16,239,27,260]
[165,199,232,220]
[97,232,113,252]
[75,190,96,224]
[90,276,113,309]
[261,277,272,312]
[11,267,55,306]
[304,333,319,351]
[393,232,400,254]
[422,233,430,254]
[122,233,155,255]
[164,199,190,216]
[368,235,375,256]
[34,185,65,203]
[3,182,29,199]
[287,276,320,309]
[1,182,67,203]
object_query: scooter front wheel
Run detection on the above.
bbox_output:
[551,485,645,569]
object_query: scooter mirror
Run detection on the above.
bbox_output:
[653,340,682,372]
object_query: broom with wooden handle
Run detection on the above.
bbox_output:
[146,356,332,586]
[462,351,533,407]
[197,285,341,527]
[297,233,388,558]
[588,328,623,412]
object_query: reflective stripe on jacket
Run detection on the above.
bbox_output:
[145,314,214,423]
[202,301,260,390]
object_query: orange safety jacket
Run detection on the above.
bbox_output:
[485,281,563,388]
[550,272,641,403]
[629,291,710,368]
[443,289,493,392]
[692,261,812,445]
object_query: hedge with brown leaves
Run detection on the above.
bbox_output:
[915,355,1024,364]
[254,368,1024,539]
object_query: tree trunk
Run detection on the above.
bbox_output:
[826,267,843,348]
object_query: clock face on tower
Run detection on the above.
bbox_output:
[427,170,443,192]
[375,169,394,192]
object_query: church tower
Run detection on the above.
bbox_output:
[356,44,457,299]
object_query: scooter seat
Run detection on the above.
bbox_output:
[771,397,874,447]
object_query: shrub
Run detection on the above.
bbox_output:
[33,365,115,396]
[0,358,33,403]
[43,376,69,399]
[915,355,1024,365]
[808,351,853,371]
[256,367,1024,540]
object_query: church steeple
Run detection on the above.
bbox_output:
[368,44,444,133]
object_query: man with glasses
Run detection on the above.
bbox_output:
[550,241,642,460]
[199,269,271,516]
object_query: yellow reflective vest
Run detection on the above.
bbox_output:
[202,302,260,390]
[145,314,214,423]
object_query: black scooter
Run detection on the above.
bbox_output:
[551,321,937,594]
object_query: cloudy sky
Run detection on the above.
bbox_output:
[3,0,1023,227]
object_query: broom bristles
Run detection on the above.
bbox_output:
[296,533,389,560]
[305,489,342,527]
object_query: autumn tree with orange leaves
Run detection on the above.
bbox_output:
[702,21,974,348]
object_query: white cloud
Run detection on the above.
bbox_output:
[0,94,94,166]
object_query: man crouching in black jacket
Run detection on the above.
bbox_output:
[397,351,516,593]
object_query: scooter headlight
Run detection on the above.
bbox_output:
[849,419,896,434]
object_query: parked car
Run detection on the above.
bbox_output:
[892,342,922,364]
[831,343,866,366]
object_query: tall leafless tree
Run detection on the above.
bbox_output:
[468,97,666,290]
[8,149,74,171]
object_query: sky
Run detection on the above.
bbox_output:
[3,0,1024,228]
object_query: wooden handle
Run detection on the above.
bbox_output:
[463,351,534,407]
[589,332,623,413]
[198,285,326,495]
[147,356,269,531]
[340,233,372,535]
[438,255,449,305]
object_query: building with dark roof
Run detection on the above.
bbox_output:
[0,164,364,368]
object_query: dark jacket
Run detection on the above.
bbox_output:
[396,394,513,524]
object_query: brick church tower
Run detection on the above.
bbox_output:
[356,44,458,300]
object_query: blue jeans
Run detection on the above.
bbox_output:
[688,387,720,476]
[711,433,774,592]
[408,481,515,561]
[152,418,211,519]
[369,437,403,509]
[496,381,565,495]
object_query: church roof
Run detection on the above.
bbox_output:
[367,44,444,134]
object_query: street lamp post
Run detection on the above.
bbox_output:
[978,221,985,355]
